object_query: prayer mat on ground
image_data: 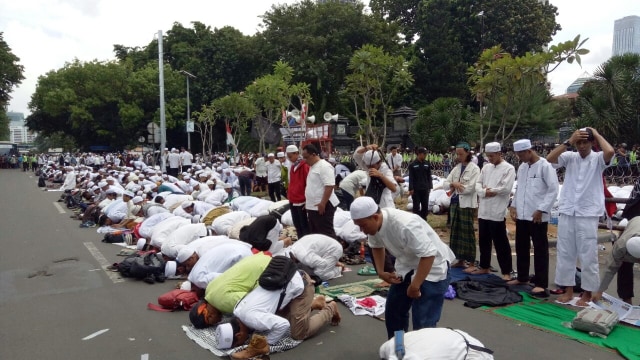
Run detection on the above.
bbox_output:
[448,267,502,283]
[182,325,302,357]
[490,293,640,359]
[319,278,387,299]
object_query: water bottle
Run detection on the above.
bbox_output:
[550,210,559,225]
[359,242,365,260]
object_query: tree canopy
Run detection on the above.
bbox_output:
[0,32,25,140]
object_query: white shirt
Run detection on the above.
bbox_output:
[160,223,207,259]
[254,158,267,177]
[266,160,282,183]
[139,213,174,239]
[334,163,351,179]
[386,153,403,170]
[181,151,193,166]
[305,160,339,210]
[557,151,610,217]
[233,271,305,344]
[186,235,238,257]
[187,242,252,289]
[168,152,181,168]
[104,199,129,223]
[475,160,516,221]
[368,208,455,282]
[512,158,559,222]
[339,170,367,196]
[150,216,191,248]
[204,189,230,206]
[60,171,76,191]
[379,328,494,360]
[211,210,252,236]
[289,234,343,281]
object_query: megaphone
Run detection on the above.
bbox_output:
[286,110,300,119]
[306,115,316,123]
[323,112,339,122]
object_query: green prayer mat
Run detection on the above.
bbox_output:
[491,294,640,359]
[319,278,388,299]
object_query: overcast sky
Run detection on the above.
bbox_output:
[1,0,638,117]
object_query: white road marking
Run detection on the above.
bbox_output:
[141,354,149,360]
[83,242,124,283]
[82,328,109,340]
[52,202,66,214]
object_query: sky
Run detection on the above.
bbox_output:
[1,0,639,117]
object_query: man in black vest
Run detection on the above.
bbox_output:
[408,147,433,220]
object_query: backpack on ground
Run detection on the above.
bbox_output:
[38,175,46,187]
[567,308,619,337]
[258,255,299,310]
[147,289,200,312]
[129,253,166,284]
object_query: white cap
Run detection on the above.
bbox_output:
[328,157,336,163]
[131,196,143,204]
[286,145,299,153]
[123,190,135,198]
[224,183,232,189]
[181,201,194,209]
[350,196,378,220]
[176,247,195,263]
[627,237,640,258]
[214,323,234,349]
[136,238,146,250]
[180,280,192,291]
[513,139,532,152]
[276,152,285,158]
[206,180,215,185]
[164,261,177,278]
[362,150,381,166]
[267,153,275,157]
[98,181,108,188]
[485,142,501,153]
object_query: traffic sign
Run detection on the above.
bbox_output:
[186,121,195,133]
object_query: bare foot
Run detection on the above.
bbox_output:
[312,295,326,310]
[451,260,467,268]
[501,274,512,281]
[557,289,574,303]
[531,287,546,293]
[328,302,341,325]
[374,281,390,288]
[469,268,490,275]
[463,265,478,274]
[577,291,592,307]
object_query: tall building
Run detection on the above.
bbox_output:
[7,112,37,144]
[566,71,592,94]
[613,15,640,56]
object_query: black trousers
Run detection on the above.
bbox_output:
[367,245,396,273]
[238,176,252,196]
[306,202,337,239]
[617,261,635,300]
[268,182,281,202]
[478,218,513,275]
[412,189,430,220]
[168,167,179,177]
[290,204,310,239]
[515,219,549,288]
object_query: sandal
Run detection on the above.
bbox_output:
[357,266,377,276]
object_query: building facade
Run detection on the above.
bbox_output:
[7,112,37,144]
[613,15,640,56]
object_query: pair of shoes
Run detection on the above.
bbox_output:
[357,266,377,276]
[230,334,269,359]
[530,289,550,298]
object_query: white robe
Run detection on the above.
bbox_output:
[289,234,343,281]
[187,242,252,289]
[149,216,191,248]
[161,224,207,259]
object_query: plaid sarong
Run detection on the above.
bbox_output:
[449,203,476,262]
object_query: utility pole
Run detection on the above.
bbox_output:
[180,70,196,151]
[158,30,167,172]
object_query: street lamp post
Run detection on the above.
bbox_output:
[180,70,196,150]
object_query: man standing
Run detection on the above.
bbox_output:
[167,148,181,177]
[547,127,614,306]
[180,147,193,172]
[386,146,403,176]
[408,147,433,220]
[254,154,268,192]
[303,144,339,238]
[508,139,559,297]
[265,153,282,202]
[350,196,455,339]
[465,142,515,280]
[286,145,310,238]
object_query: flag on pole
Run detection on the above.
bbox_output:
[282,109,287,125]
[300,102,307,121]
[226,123,236,147]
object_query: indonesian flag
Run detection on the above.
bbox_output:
[282,109,287,125]
[300,102,307,121]
[226,123,235,147]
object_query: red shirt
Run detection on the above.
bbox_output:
[287,160,309,204]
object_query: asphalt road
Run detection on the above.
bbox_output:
[0,169,635,360]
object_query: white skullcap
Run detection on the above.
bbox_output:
[214,323,234,349]
[130,205,141,215]
[105,188,117,195]
[513,139,532,152]
[328,157,336,163]
[123,191,135,198]
[129,175,139,181]
[627,237,640,258]
[87,181,95,187]
[350,196,378,220]
[485,142,501,153]
[176,247,195,263]
[267,153,275,157]
[206,180,215,185]
[224,183,232,189]
[286,145,299,153]
[131,196,143,204]
[98,181,108,187]
[136,238,146,250]
[362,150,381,166]
[106,176,115,181]
[180,280,192,291]
[276,152,285,158]
[181,201,194,209]
[184,175,191,180]
[164,261,177,278]
[91,185,99,191]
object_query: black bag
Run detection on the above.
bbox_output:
[38,175,46,187]
[341,161,356,173]
[118,254,140,278]
[364,176,386,204]
[102,232,133,244]
[259,255,298,291]
[129,253,166,283]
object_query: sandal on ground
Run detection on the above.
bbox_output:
[530,288,550,298]
[549,288,565,295]
[357,266,377,276]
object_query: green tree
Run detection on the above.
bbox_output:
[0,111,9,140]
[257,0,402,117]
[344,44,413,146]
[33,131,77,153]
[192,104,216,159]
[577,53,640,144]
[410,97,472,153]
[467,36,589,147]
[0,32,25,105]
